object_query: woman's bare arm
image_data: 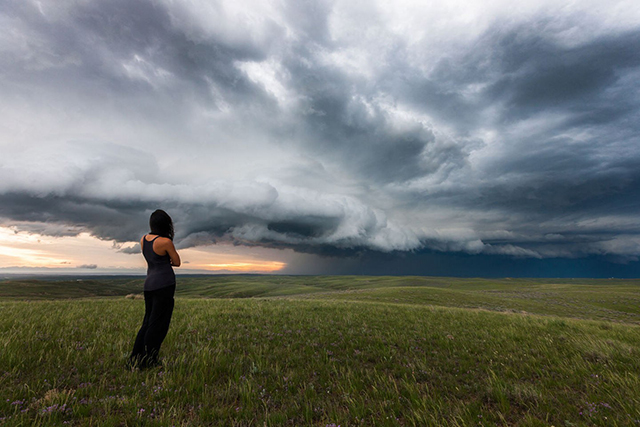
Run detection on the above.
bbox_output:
[150,236,181,266]
[164,239,181,267]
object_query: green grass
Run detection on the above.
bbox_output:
[5,275,638,324]
[1,276,640,426]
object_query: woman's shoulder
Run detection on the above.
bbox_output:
[143,234,169,240]
[153,236,174,246]
[142,234,173,244]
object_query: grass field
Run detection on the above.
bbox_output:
[1,276,639,426]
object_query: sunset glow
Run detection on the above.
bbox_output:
[205,262,286,273]
[0,226,142,270]
[178,245,291,274]
[0,226,290,274]
[0,245,68,267]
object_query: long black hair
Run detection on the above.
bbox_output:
[149,209,174,241]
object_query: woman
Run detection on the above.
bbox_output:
[129,209,181,369]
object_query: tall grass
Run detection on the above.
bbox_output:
[2,288,640,426]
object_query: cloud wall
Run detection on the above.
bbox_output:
[1,0,639,266]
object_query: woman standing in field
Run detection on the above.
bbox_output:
[129,209,181,369]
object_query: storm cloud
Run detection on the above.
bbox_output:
[1,0,639,273]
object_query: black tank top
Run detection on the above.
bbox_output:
[142,235,176,291]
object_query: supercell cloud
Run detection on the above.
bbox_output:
[1,0,639,273]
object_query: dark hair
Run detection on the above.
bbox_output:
[149,209,174,240]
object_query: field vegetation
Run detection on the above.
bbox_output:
[1,275,639,426]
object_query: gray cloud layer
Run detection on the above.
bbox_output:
[1,0,639,266]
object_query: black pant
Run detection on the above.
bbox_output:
[129,284,175,367]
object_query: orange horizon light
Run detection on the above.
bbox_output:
[204,261,286,273]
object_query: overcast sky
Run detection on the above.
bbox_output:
[1,0,639,276]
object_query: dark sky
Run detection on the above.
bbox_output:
[0,0,639,276]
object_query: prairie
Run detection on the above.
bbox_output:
[1,276,639,426]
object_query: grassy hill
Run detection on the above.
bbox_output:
[2,275,639,324]
[1,276,639,425]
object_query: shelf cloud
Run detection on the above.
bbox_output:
[1,0,639,274]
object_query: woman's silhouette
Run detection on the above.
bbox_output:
[129,209,181,369]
